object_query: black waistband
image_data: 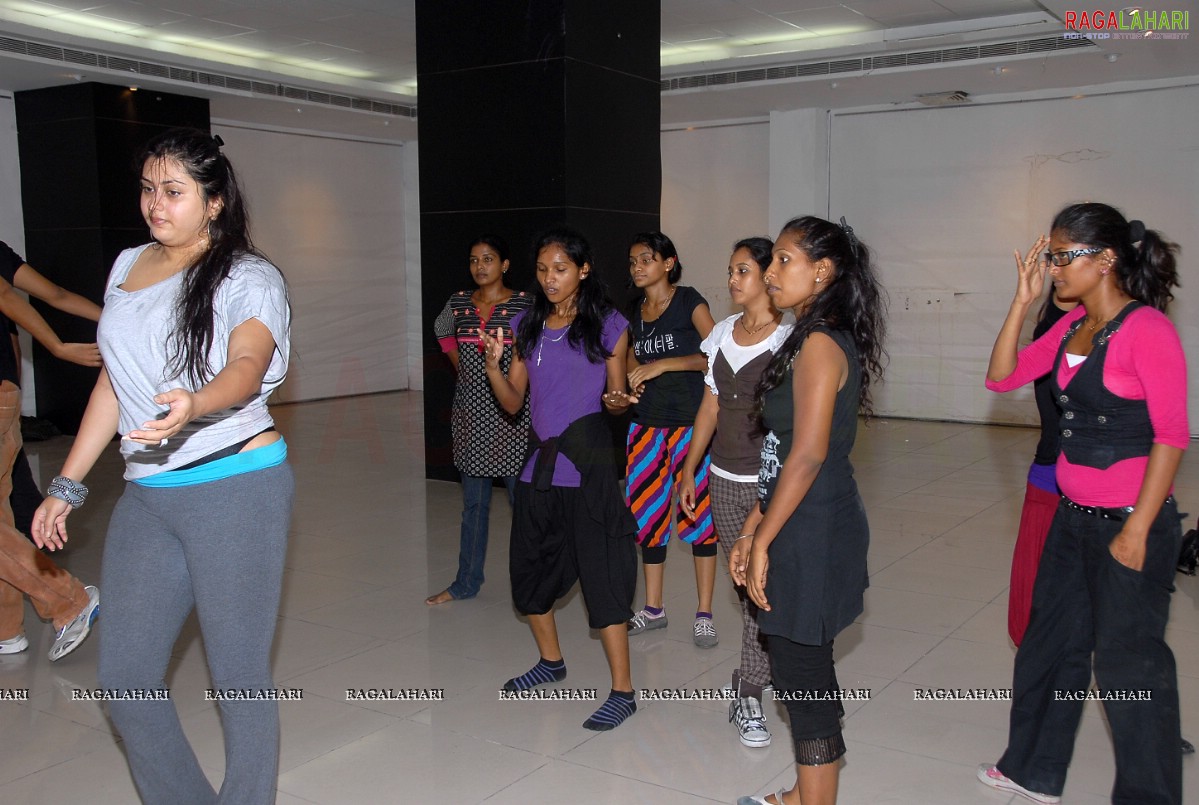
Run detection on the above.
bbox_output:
[174,427,276,471]
[1061,494,1174,523]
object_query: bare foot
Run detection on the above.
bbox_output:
[425,589,455,606]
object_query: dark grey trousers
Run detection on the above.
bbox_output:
[98,463,293,805]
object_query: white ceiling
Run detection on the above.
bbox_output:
[0,1,1196,142]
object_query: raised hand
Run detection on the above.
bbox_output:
[1013,234,1050,306]
[477,326,504,370]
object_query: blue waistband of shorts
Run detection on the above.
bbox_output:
[134,438,287,488]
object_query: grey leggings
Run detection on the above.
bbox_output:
[98,463,293,805]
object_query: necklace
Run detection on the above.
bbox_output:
[536,321,568,366]
[641,285,676,315]
[1084,299,1133,332]
[739,313,780,336]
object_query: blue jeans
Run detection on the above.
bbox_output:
[448,474,516,599]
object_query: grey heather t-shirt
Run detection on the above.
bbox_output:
[99,244,290,480]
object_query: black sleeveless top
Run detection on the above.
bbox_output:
[1032,299,1072,466]
[756,326,869,645]
[1050,301,1152,471]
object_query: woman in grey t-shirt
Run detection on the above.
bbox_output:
[35,128,291,805]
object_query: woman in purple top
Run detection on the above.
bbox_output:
[479,227,640,731]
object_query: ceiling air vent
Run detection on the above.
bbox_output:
[661,35,1096,92]
[914,90,971,106]
[0,33,417,119]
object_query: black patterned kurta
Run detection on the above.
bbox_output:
[435,290,532,476]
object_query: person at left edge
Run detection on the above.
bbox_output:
[0,239,101,661]
[0,241,103,542]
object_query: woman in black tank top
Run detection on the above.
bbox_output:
[732,216,885,805]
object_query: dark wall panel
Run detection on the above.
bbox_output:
[417,0,660,480]
[15,82,209,432]
[417,62,568,214]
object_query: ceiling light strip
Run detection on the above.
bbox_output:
[660,36,1097,92]
[0,35,416,118]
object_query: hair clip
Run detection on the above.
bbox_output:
[1128,219,1145,243]
[838,216,860,253]
[212,134,225,148]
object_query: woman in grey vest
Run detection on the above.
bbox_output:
[680,236,789,748]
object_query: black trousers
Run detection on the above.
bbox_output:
[997,497,1182,804]
[10,448,43,539]
[768,635,847,765]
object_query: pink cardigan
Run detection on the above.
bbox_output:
[986,305,1188,507]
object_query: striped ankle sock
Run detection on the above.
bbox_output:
[503,657,567,692]
[583,689,637,731]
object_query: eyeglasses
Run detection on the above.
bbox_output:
[1044,247,1103,267]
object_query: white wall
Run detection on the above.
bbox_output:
[211,124,409,403]
[403,140,423,392]
[7,83,1195,431]
[824,85,1199,432]
[2,102,414,409]
[661,122,770,320]
[0,92,39,415]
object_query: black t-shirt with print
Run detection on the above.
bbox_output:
[629,284,706,427]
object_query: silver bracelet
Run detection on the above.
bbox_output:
[47,476,88,509]
[735,534,754,542]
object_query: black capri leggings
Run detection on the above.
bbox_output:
[768,634,847,765]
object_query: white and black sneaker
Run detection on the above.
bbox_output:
[49,585,99,662]
[628,609,668,635]
[692,616,718,648]
[730,696,771,748]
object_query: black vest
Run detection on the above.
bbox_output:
[1050,302,1152,470]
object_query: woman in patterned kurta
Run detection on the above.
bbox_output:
[427,235,532,605]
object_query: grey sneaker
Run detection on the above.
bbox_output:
[692,616,718,648]
[0,632,29,654]
[49,585,99,662]
[627,609,668,635]
[730,696,771,747]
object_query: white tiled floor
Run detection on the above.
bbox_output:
[3,391,1198,804]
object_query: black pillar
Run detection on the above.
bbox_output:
[15,82,208,432]
[418,0,661,480]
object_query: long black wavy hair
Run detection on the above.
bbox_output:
[137,128,280,385]
[515,227,616,364]
[1050,202,1179,312]
[755,216,887,418]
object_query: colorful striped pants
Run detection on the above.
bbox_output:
[625,423,716,552]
